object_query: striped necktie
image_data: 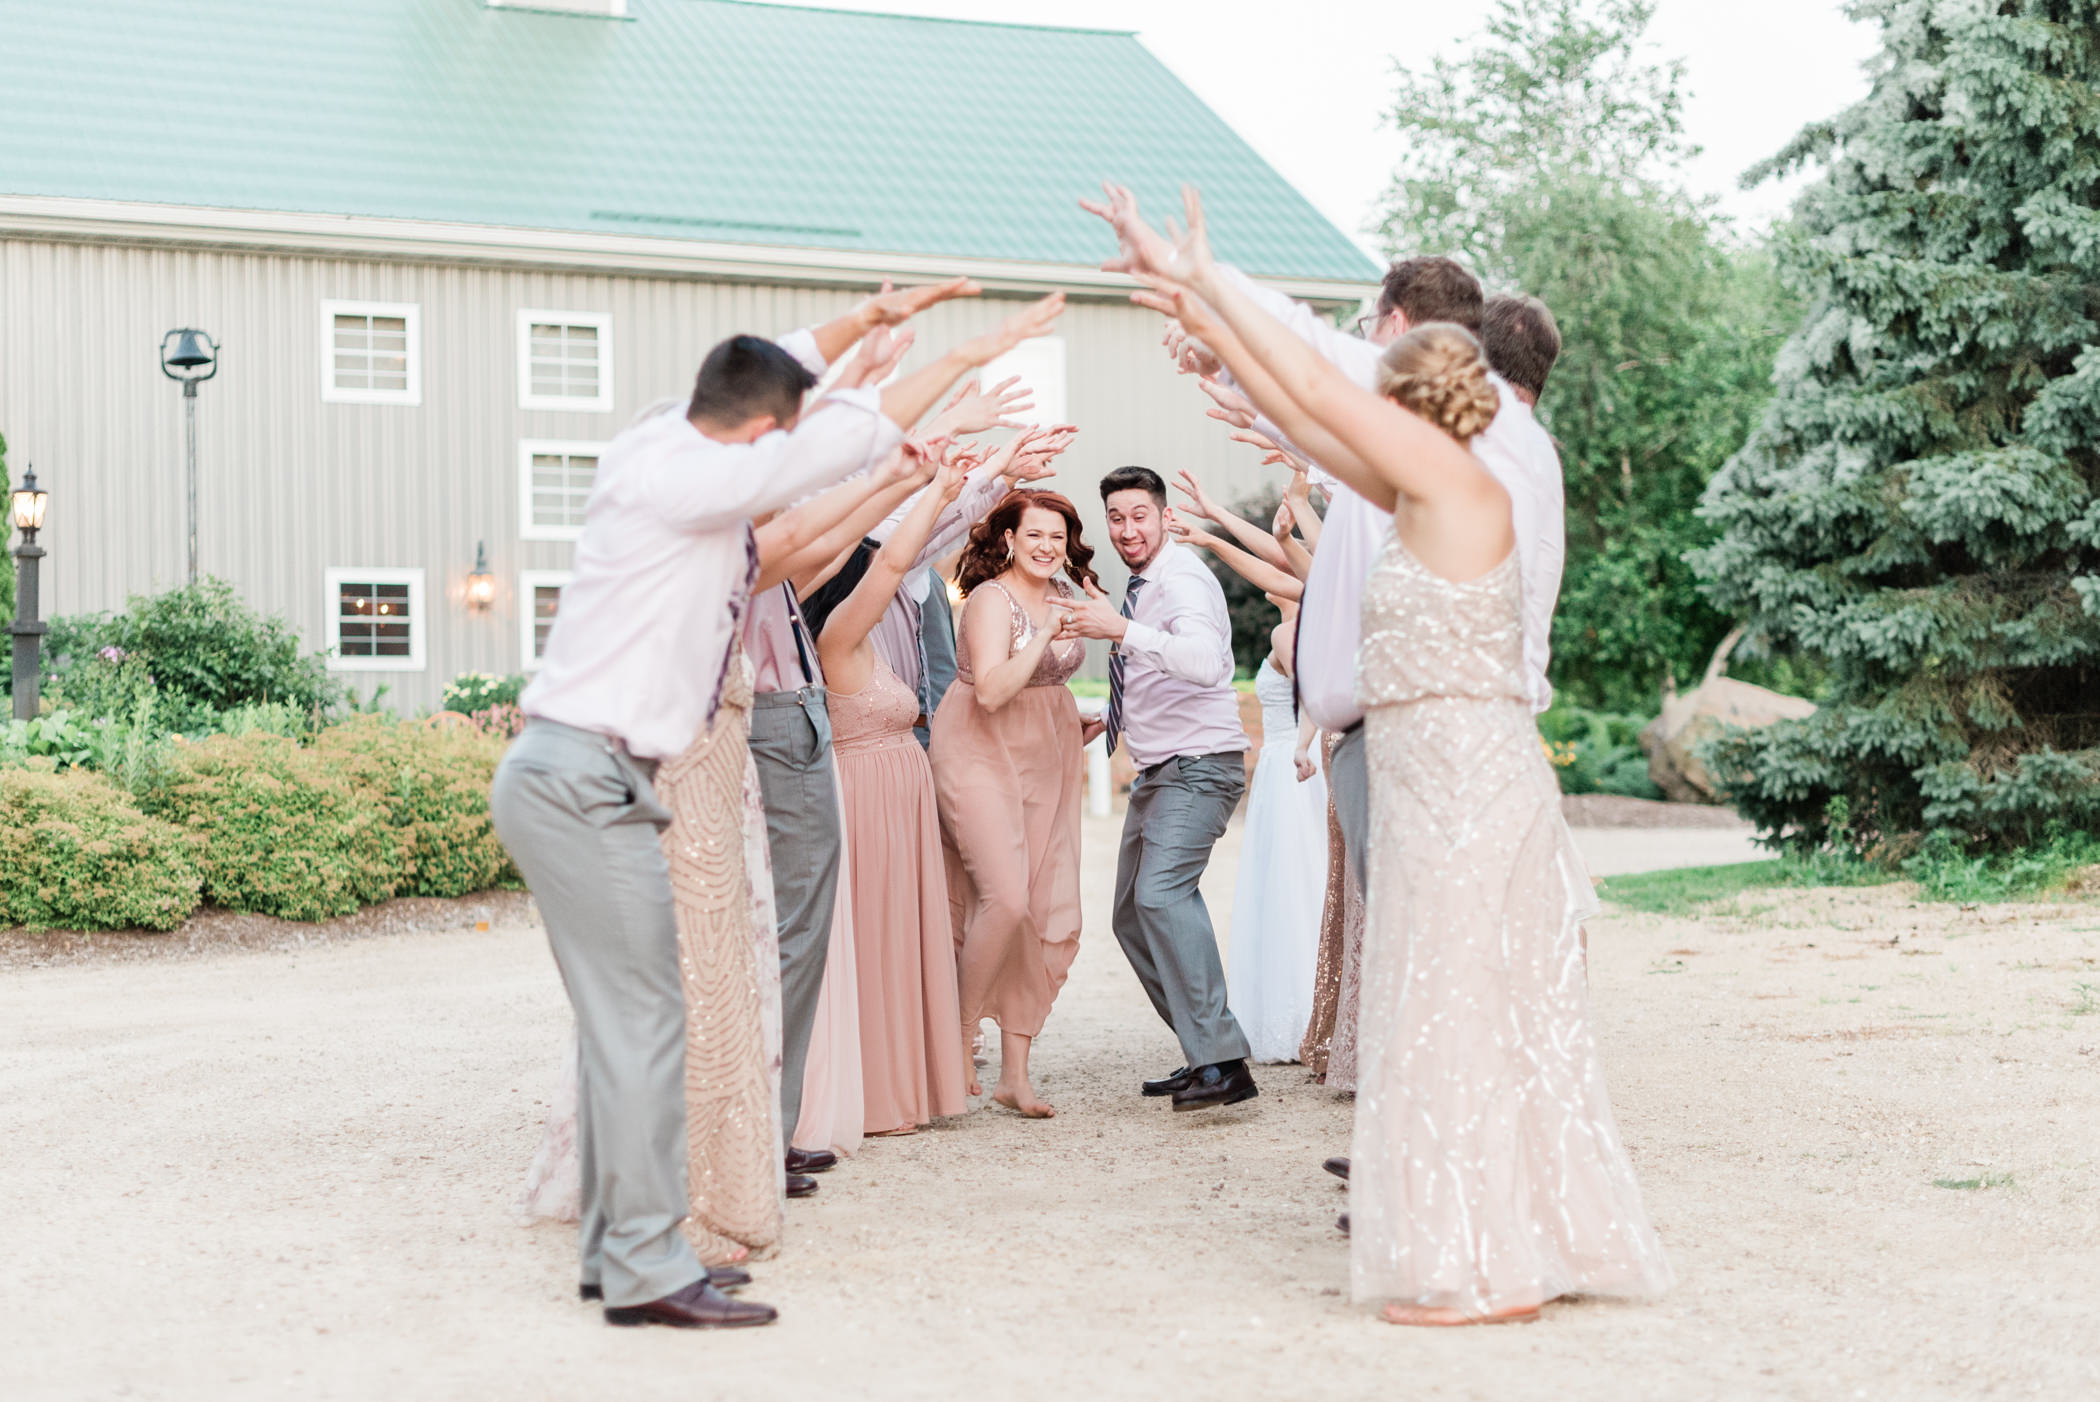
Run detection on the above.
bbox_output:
[1102,573,1146,756]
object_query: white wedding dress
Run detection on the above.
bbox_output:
[1227,656,1330,1063]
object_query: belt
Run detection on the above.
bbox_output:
[751,685,827,709]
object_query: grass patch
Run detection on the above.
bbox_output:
[1598,855,1889,917]
[1900,830,2100,904]
[1932,1171,2014,1191]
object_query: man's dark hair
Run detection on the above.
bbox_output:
[687,334,817,428]
[1481,294,1562,402]
[1099,465,1167,507]
[1377,257,1484,334]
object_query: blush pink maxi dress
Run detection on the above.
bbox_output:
[828,653,969,1134]
[929,578,1086,1042]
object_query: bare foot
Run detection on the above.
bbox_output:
[961,1025,983,1097]
[1381,1302,1541,1327]
[991,1081,1055,1118]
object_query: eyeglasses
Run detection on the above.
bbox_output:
[1353,311,1384,339]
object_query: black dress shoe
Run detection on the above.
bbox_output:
[581,1264,749,1302]
[1170,1059,1258,1112]
[1142,1066,1194,1097]
[1323,1155,1350,1181]
[604,1278,777,1329]
[785,1147,837,1175]
[786,1172,818,1199]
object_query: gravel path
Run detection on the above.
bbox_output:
[3,817,2095,1400]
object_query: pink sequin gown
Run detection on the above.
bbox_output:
[1350,532,1671,1313]
[829,653,969,1134]
[929,578,1086,1039]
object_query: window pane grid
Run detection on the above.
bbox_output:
[532,585,563,659]
[528,322,602,400]
[332,314,411,394]
[337,581,414,658]
[529,452,596,531]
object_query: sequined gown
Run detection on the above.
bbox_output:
[930,578,1086,1039]
[653,649,786,1263]
[1299,735,1366,1087]
[830,654,969,1133]
[1227,657,1329,1063]
[1350,532,1671,1313]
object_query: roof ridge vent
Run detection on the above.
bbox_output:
[486,0,630,17]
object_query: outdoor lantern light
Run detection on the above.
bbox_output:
[160,326,219,585]
[10,463,49,721]
[466,541,496,611]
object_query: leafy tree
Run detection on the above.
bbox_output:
[1694,0,2100,853]
[1375,0,1796,712]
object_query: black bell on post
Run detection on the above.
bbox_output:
[164,328,218,371]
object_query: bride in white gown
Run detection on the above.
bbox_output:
[1227,629,1328,1063]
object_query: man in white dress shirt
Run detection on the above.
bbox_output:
[1062,466,1258,1111]
[491,285,1060,1327]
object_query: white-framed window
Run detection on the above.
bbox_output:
[977,334,1067,427]
[518,439,605,541]
[323,567,426,672]
[517,310,614,412]
[519,569,573,670]
[321,301,421,405]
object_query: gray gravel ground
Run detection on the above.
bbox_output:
[2,815,2095,1400]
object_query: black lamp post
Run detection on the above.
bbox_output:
[10,464,49,722]
[160,328,219,585]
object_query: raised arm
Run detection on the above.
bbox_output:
[754,447,929,592]
[879,294,1065,433]
[1172,468,1290,572]
[1168,513,1303,601]
[808,276,981,366]
[816,459,968,692]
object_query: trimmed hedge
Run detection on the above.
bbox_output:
[315,717,519,898]
[141,731,403,922]
[0,768,202,931]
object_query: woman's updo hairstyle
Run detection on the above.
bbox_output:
[1375,322,1500,443]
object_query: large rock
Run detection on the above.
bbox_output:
[1640,629,1817,803]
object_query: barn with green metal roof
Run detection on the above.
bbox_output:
[0,0,1378,707]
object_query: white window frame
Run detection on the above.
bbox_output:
[517,309,614,413]
[519,569,574,671]
[517,438,607,542]
[323,566,427,672]
[977,334,1067,427]
[320,300,422,406]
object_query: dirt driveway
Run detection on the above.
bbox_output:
[2,815,2095,1400]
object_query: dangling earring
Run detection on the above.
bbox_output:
[1005,536,1016,564]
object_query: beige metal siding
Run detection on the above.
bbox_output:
[0,236,1283,710]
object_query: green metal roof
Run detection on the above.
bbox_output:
[0,0,1379,283]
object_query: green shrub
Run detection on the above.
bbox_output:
[315,716,519,897]
[442,671,527,714]
[142,732,401,920]
[45,578,339,732]
[0,710,95,770]
[1538,706,1661,799]
[0,768,202,931]
[1901,828,2100,905]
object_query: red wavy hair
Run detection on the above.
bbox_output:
[955,489,1102,596]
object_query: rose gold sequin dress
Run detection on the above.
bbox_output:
[1350,532,1671,1313]
[930,578,1086,1039]
[656,647,785,1264]
[830,654,969,1133]
[1299,734,1366,1088]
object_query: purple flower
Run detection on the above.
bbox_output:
[98,646,128,663]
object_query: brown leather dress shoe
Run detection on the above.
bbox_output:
[785,1147,837,1175]
[1170,1059,1258,1111]
[1323,1156,1351,1181]
[786,1172,819,1199]
[604,1278,777,1329]
[581,1265,750,1302]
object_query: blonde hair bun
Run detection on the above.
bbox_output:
[1375,323,1499,443]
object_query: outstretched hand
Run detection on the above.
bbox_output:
[860,275,980,328]
[1172,468,1221,522]
[1056,576,1129,643]
[1166,510,1219,552]
[956,292,1066,368]
[1079,181,1176,282]
[1163,325,1223,378]
[1199,378,1258,431]
[835,326,914,390]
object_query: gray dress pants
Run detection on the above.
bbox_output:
[1328,721,1370,892]
[1112,750,1253,1069]
[747,687,842,1147]
[488,721,706,1310]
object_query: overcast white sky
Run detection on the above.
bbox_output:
[758,0,1883,257]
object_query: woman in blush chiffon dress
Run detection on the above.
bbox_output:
[929,489,1097,1119]
[1131,189,1670,1324]
[808,458,971,1135]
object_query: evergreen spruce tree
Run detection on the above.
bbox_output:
[1695,0,2100,853]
